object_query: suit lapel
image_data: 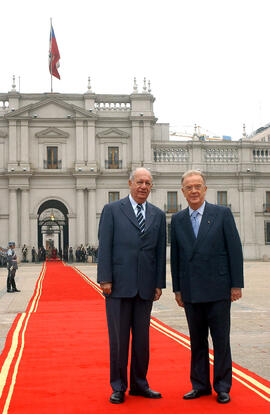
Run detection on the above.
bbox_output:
[144,202,155,232]
[120,197,141,231]
[192,202,216,252]
[182,208,197,244]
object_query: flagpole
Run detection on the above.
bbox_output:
[50,17,53,93]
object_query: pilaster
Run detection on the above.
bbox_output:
[75,120,84,166]
[21,189,30,247]
[76,188,85,245]
[88,189,97,246]
[8,188,18,244]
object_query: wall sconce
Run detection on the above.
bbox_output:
[32,114,38,118]
[90,168,94,172]
[11,168,15,172]
[78,167,82,172]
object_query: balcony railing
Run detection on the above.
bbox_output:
[164,204,182,213]
[105,160,122,169]
[43,160,62,169]
[263,203,270,212]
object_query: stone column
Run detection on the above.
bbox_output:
[191,141,204,170]
[76,189,85,245]
[87,189,97,246]
[29,214,38,249]
[143,121,152,169]
[21,189,30,247]
[20,121,29,163]
[68,214,77,249]
[87,121,96,166]
[8,120,17,163]
[76,121,84,164]
[9,188,18,244]
[131,120,141,169]
[239,176,256,259]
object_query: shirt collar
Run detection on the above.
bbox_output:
[129,194,146,210]
[189,201,206,216]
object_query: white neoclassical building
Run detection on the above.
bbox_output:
[0,78,270,260]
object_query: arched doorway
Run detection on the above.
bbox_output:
[37,200,69,254]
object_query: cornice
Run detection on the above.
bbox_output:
[96,127,129,139]
[35,127,69,139]
[4,96,98,120]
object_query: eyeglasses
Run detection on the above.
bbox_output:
[183,185,204,192]
[135,181,152,187]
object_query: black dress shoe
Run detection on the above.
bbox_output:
[183,389,212,399]
[109,391,125,404]
[217,392,230,404]
[129,388,162,399]
[7,290,13,293]
[13,289,20,292]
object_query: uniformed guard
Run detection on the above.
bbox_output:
[0,242,20,293]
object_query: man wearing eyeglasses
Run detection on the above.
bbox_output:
[98,167,166,404]
[170,170,244,404]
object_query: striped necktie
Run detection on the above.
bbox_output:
[136,204,145,233]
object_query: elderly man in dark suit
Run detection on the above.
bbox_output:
[171,170,244,404]
[98,167,166,404]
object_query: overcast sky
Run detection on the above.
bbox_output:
[1,0,270,140]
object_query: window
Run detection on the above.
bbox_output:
[167,192,178,213]
[46,147,60,169]
[217,191,227,206]
[167,223,171,245]
[265,192,270,212]
[265,222,270,244]
[108,147,120,169]
[108,192,120,203]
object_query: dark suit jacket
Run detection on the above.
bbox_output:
[97,196,166,300]
[170,202,244,303]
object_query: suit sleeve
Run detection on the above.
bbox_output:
[155,212,167,289]
[97,204,114,284]
[223,208,244,288]
[170,215,181,292]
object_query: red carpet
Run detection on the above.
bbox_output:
[0,262,269,413]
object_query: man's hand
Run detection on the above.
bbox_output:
[231,288,242,302]
[175,292,184,307]
[154,288,162,301]
[100,282,112,296]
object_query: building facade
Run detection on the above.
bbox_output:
[0,79,270,260]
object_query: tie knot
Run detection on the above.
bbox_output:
[192,210,199,219]
[137,204,143,212]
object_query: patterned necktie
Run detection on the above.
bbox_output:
[136,204,145,233]
[191,210,200,237]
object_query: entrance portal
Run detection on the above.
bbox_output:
[37,200,69,255]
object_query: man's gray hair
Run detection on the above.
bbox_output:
[129,167,153,182]
[181,169,206,185]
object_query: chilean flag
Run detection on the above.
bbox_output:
[49,24,60,79]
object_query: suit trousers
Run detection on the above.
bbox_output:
[184,300,232,393]
[105,295,153,392]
